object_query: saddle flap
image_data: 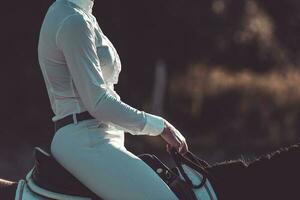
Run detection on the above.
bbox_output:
[138,154,178,185]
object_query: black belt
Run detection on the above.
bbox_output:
[54,111,95,132]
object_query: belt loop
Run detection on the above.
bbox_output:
[72,113,78,124]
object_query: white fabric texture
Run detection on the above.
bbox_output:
[51,119,179,200]
[68,0,94,13]
[38,0,165,136]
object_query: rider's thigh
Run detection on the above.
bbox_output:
[51,120,178,200]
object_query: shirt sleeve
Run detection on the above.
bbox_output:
[56,14,165,136]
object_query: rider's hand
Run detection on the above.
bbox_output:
[160,120,188,155]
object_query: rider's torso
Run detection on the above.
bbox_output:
[38,0,121,123]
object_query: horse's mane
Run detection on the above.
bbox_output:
[0,178,17,199]
[206,143,300,200]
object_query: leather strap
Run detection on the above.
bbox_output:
[170,148,210,189]
[54,111,94,132]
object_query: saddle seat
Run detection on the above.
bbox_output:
[30,147,101,200]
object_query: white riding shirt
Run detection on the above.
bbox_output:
[38,0,165,136]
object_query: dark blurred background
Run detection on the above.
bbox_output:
[1,0,300,180]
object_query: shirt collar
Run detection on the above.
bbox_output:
[67,0,94,13]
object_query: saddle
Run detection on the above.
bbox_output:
[28,147,210,200]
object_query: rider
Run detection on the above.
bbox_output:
[38,0,188,199]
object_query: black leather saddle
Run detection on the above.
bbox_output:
[31,147,102,200]
[30,148,176,200]
[31,147,191,200]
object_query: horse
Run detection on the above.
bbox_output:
[1,143,300,200]
[0,147,217,200]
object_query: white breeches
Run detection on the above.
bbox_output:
[50,119,178,200]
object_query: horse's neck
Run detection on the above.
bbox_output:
[0,179,18,199]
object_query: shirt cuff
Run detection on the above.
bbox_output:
[141,112,165,136]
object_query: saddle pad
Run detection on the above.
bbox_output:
[179,164,218,200]
[16,180,47,200]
